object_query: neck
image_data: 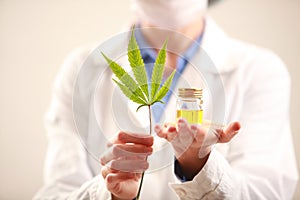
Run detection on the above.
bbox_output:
[139,16,205,55]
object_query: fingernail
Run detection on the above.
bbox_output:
[233,122,241,132]
[169,127,176,132]
[178,118,184,123]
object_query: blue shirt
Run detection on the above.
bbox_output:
[134,27,204,123]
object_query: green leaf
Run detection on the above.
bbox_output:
[101,26,175,117]
[151,70,176,104]
[113,79,147,105]
[150,39,168,100]
[127,26,149,100]
[101,52,146,102]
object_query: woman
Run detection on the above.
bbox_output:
[34,0,298,199]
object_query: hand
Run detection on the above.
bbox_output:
[100,131,153,200]
[155,119,241,180]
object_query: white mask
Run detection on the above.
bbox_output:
[131,0,208,29]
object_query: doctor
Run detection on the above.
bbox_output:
[34,0,298,199]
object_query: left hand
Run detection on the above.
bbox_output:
[154,118,241,180]
[100,131,153,200]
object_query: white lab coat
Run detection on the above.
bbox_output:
[34,18,298,200]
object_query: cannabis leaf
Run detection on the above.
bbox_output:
[101,26,176,200]
[101,26,176,111]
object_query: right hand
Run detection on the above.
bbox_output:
[100,131,154,200]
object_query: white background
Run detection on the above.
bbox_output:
[0,0,299,199]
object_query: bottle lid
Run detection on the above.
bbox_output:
[178,88,202,98]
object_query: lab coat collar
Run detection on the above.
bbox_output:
[200,17,237,74]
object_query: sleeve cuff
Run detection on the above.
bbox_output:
[174,158,189,182]
[169,149,226,199]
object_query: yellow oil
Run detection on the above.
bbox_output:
[177,110,203,125]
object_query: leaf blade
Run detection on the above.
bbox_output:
[150,40,168,100]
[113,79,147,105]
[127,27,149,100]
[151,70,176,104]
[101,52,146,102]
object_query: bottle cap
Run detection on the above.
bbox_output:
[178,88,202,98]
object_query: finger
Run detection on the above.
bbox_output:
[218,121,241,143]
[155,125,177,141]
[107,132,124,148]
[115,144,153,154]
[106,172,140,183]
[100,144,152,165]
[102,166,140,180]
[155,125,165,138]
[107,159,149,173]
[101,166,109,179]
[177,118,194,144]
[102,166,142,181]
[190,124,206,143]
[101,166,115,179]
[101,166,122,179]
[117,132,154,146]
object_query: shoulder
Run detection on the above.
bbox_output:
[54,39,111,91]
[203,18,289,80]
[224,39,291,108]
[225,38,290,87]
[58,44,96,81]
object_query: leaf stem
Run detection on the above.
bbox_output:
[148,105,152,135]
[136,105,152,200]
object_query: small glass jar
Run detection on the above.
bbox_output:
[176,88,203,125]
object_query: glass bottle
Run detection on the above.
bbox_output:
[176,88,203,125]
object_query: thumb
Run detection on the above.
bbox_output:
[218,121,241,143]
